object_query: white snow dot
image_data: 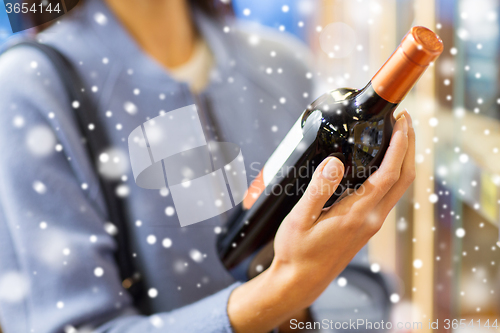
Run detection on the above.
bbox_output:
[165,206,175,216]
[279,97,286,104]
[89,235,97,243]
[370,263,381,273]
[214,226,222,234]
[150,315,163,328]
[429,193,439,203]
[39,221,47,229]
[33,181,47,194]
[337,277,347,287]
[91,86,98,93]
[104,222,118,236]
[94,267,104,277]
[99,153,109,163]
[116,123,122,130]
[189,249,204,263]
[390,293,400,303]
[135,220,142,227]
[81,183,88,190]
[105,111,112,117]
[124,101,138,115]
[413,259,423,269]
[56,301,64,309]
[0,271,30,302]
[12,116,25,128]
[148,288,158,298]
[97,148,129,180]
[102,57,109,64]
[147,235,157,245]
[159,188,169,197]
[248,35,259,46]
[429,117,439,127]
[94,12,108,25]
[271,125,278,132]
[70,100,80,110]
[456,228,466,238]
[115,184,130,197]
[30,61,38,69]
[88,123,95,130]
[459,154,469,163]
[65,326,77,333]
[282,5,289,12]
[306,72,313,79]
[162,238,172,248]
[62,248,70,256]
[26,125,56,157]
[133,89,140,95]
[450,47,457,55]
[243,8,251,16]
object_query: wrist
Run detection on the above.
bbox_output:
[227,261,306,333]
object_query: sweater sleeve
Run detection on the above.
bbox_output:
[0,46,239,333]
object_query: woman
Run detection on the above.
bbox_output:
[0,0,415,332]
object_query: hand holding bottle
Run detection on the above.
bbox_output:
[228,111,414,333]
[218,27,442,273]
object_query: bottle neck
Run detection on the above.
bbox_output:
[354,82,398,117]
[371,46,429,104]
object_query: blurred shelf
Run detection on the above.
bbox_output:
[435,109,500,227]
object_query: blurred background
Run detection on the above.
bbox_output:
[1,0,500,332]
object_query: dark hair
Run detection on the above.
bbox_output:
[191,0,234,17]
[25,0,233,32]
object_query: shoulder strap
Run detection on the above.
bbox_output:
[6,41,144,304]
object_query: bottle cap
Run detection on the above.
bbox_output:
[401,26,444,66]
[372,26,443,104]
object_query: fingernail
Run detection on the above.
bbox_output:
[404,110,413,128]
[322,157,343,181]
[400,114,408,136]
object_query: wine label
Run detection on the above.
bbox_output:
[243,114,304,210]
[263,115,304,186]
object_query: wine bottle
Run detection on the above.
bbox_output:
[217,26,443,280]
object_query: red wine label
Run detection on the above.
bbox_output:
[243,115,304,209]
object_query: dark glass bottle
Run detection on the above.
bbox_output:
[217,26,443,280]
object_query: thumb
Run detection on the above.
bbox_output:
[290,156,344,225]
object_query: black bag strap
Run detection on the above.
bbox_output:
[5,41,144,303]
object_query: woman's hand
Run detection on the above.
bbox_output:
[228,111,415,333]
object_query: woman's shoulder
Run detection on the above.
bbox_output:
[0,44,66,111]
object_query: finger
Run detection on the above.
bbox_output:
[289,156,344,226]
[374,110,416,217]
[333,114,409,215]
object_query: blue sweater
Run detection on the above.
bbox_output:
[0,0,388,332]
